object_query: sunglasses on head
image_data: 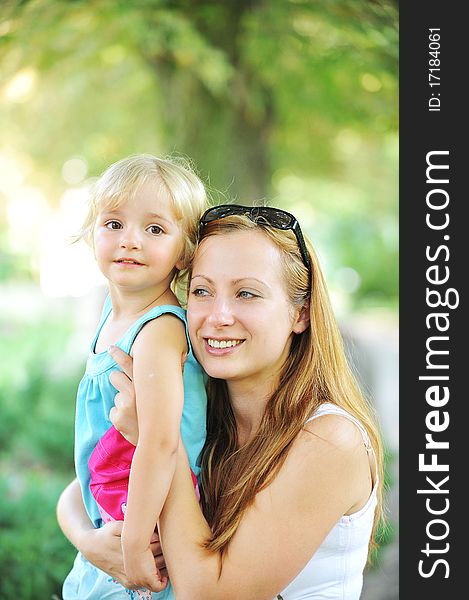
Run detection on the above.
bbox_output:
[199,204,311,276]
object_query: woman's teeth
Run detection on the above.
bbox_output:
[207,339,242,349]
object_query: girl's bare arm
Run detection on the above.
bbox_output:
[120,315,187,591]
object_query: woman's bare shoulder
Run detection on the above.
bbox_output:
[302,412,365,453]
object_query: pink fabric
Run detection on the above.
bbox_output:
[89,426,135,522]
[89,425,200,523]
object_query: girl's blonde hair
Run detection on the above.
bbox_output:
[197,214,384,561]
[78,154,208,289]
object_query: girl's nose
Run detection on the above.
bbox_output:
[119,229,142,250]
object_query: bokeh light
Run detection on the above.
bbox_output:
[3,67,37,102]
[61,156,89,186]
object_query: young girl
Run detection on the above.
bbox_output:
[64,154,208,599]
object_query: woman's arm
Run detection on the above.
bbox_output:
[56,478,131,586]
[160,418,368,600]
[56,478,167,587]
[111,348,371,600]
[120,315,187,591]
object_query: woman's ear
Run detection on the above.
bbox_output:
[293,301,310,334]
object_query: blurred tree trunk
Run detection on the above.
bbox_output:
[142,0,273,201]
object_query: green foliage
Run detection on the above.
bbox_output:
[369,517,395,568]
[0,314,80,471]
[369,447,397,567]
[0,0,398,306]
[0,312,81,597]
[0,474,76,599]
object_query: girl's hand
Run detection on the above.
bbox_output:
[123,546,168,593]
[108,346,139,445]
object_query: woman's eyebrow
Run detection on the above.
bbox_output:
[191,274,214,284]
[191,275,270,289]
[232,277,270,288]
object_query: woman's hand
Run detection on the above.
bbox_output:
[81,519,130,586]
[81,520,168,588]
[108,346,139,445]
[57,479,168,587]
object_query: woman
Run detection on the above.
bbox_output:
[58,205,384,599]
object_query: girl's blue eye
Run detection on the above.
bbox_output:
[105,220,122,230]
[147,225,164,235]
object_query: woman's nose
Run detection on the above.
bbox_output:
[207,297,235,327]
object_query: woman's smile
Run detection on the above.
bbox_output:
[204,337,245,354]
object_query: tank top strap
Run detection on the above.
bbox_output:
[117,304,192,356]
[90,294,113,353]
[305,403,373,453]
[306,403,379,489]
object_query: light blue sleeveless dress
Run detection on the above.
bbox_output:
[62,297,207,600]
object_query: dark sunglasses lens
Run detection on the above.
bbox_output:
[202,205,249,224]
[202,207,231,223]
[202,205,295,230]
[254,208,292,229]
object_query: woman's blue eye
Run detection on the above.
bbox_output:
[105,220,122,230]
[147,225,163,235]
[192,288,209,297]
[239,290,256,299]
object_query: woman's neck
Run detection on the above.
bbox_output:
[227,379,275,446]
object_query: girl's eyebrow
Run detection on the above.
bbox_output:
[146,212,174,224]
[99,210,174,225]
[99,208,125,219]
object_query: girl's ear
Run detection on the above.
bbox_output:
[293,301,310,334]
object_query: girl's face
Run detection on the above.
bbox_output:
[188,229,308,388]
[93,181,184,294]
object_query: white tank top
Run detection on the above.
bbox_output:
[275,403,378,600]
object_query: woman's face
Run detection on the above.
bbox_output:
[187,229,307,388]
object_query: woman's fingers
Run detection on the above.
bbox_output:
[107,349,138,445]
[109,404,139,446]
[154,551,167,573]
[150,531,167,575]
[109,370,133,395]
[108,345,134,380]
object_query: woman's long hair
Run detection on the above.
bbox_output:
[197,215,384,560]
